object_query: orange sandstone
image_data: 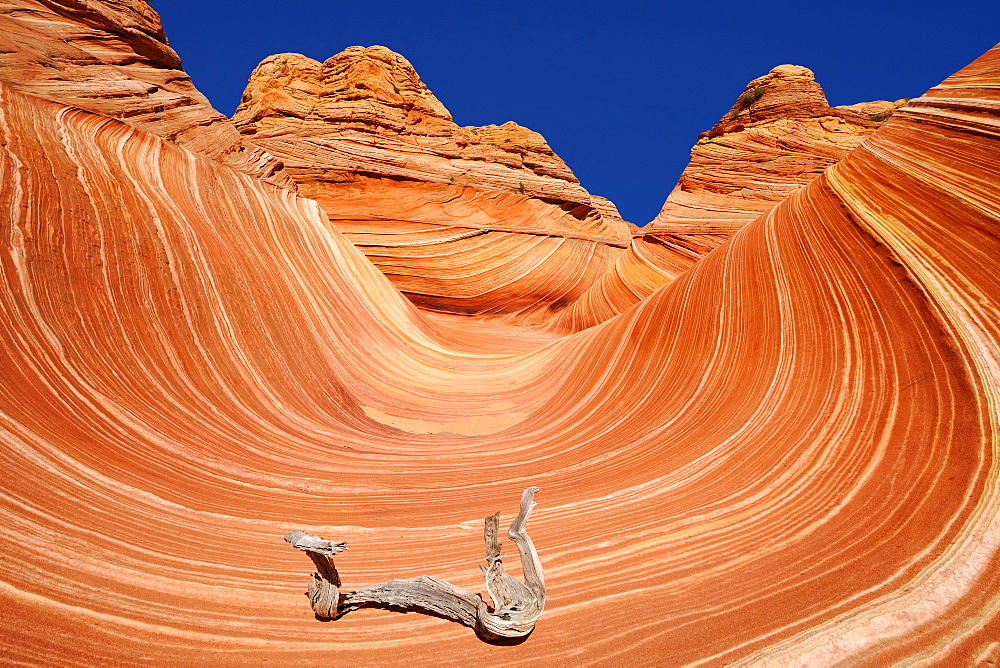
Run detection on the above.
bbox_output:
[0,0,293,188]
[548,64,906,333]
[0,5,998,664]
[234,47,632,323]
[649,64,905,234]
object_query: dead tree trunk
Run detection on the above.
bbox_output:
[284,487,545,639]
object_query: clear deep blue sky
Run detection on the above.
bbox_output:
[154,1,998,225]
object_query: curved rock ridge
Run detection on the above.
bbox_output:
[542,230,707,333]
[546,64,908,333]
[649,63,907,234]
[233,47,626,229]
[0,0,293,188]
[233,47,632,323]
[1,22,1000,667]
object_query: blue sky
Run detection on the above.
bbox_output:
[155,0,999,225]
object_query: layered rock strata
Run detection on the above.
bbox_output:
[0,0,293,188]
[1,6,1000,664]
[649,64,905,235]
[233,47,632,323]
[547,65,906,333]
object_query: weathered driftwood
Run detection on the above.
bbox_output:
[284,487,545,639]
[283,531,346,618]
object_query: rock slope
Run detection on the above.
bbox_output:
[1,6,999,664]
[650,64,905,235]
[0,0,293,188]
[548,64,906,333]
[233,47,632,323]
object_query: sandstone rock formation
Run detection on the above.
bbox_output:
[233,47,632,323]
[547,64,907,333]
[1,4,999,663]
[649,64,906,235]
[0,0,293,188]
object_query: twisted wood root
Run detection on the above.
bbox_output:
[284,487,544,639]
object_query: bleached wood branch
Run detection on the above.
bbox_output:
[284,487,544,639]
[283,530,346,618]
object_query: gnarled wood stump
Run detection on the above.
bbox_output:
[284,487,544,639]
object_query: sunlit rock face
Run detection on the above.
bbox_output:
[233,47,633,323]
[0,0,293,188]
[1,3,1000,662]
[547,65,907,333]
[649,64,906,235]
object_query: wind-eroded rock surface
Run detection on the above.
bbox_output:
[233,47,632,323]
[548,64,906,333]
[0,0,293,188]
[650,64,905,235]
[1,4,999,662]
